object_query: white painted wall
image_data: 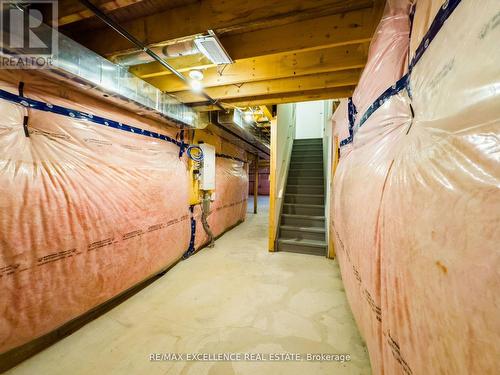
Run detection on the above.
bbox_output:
[295,100,325,139]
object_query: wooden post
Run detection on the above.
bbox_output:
[328,136,340,259]
[254,154,259,214]
[268,117,278,251]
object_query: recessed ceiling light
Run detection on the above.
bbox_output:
[243,111,254,123]
[189,70,204,81]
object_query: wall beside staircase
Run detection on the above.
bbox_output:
[269,103,296,250]
[295,101,325,139]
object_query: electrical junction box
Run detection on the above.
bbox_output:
[199,143,215,190]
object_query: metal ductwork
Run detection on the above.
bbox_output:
[112,40,200,67]
[0,10,201,127]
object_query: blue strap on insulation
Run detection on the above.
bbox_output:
[339,97,357,147]
[347,97,357,139]
[178,128,186,157]
[409,0,462,71]
[182,206,197,259]
[357,73,409,129]
[339,0,463,149]
[0,87,182,148]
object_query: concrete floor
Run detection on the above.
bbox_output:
[6,196,371,375]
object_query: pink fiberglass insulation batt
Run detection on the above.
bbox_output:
[351,0,411,127]
[0,70,248,354]
[380,0,500,373]
[408,0,443,61]
[331,0,500,374]
[331,99,351,157]
[332,93,412,375]
[332,6,412,372]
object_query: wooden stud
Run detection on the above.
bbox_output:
[254,154,259,214]
[327,135,340,259]
[268,115,278,251]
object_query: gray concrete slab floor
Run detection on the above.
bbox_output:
[6,196,371,375]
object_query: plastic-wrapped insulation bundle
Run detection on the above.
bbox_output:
[199,161,248,246]
[380,0,500,373]
[351,0,412,124]
[331,2,412,373]
[331,99,352,157]
[0,69,248,355]
[331,0,500,374]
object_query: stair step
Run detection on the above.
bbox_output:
[288,169,323,178]
[283,203,325,215]
[287,177,324,186]
[294,138,322,144]
[293,144,322,147]
[277,238,326,256]
[291,151,323,161]
[292,145,322,151]
[279,225,326,241]
[288,168,323,172]
[286,185,324,194]
[289,161,324,167]
[293,146,322,150]
[285,193,325,205]
[291,156,323,161]
[281,213,325,227]
[292,150,323,155]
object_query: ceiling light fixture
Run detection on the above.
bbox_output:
[243,111,254,123]
[189,79,203,93]
[189,70,204,81]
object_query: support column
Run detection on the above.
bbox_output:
[254,154,259,214]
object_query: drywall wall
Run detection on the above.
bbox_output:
[295,100,324,139]
[269,105,296,250]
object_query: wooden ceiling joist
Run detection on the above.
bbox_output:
[61,0,384,108]
[58,0,146,26]
[191,86,356,111]
[128,54,214,77]
[134,44,367,90]
[170,69,361,103]
[77,6,374,59]
[221,8,374,61]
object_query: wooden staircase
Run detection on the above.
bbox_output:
[277,138,326,256]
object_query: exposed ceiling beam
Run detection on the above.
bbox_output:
[127,54,215,76]
[77,5,374,58]
[170,69,361,103]
[191,86,356,110]
[133,44,367,90]
[58,0,146,26]
[222,8,374,60]
[260,106,274,121]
